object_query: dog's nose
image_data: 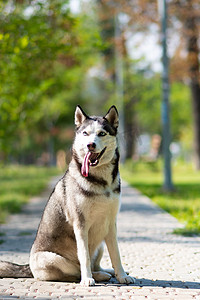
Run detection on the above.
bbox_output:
[87,143,96,151]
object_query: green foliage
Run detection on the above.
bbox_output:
[134,75,192,141]
[0,1,103,159]
[121,160,200,236]
[170,83,192,140]
[0,1,194,163]
[0,165,60,223]
[134,73,162,134]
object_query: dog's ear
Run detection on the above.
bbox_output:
[75,105,88,127]
[104,105,119,129]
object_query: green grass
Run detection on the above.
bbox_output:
[0,165,61,223]
[121,160,200,236]
[0,232,5,245]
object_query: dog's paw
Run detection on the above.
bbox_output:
[117,274,136,285]
[80,277,95,287]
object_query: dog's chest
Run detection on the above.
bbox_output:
[86,193,120,247]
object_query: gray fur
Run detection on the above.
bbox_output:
[0,261,32,278]
[0,106,135,286]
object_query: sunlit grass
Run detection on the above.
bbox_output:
[0,165,61,223]
[121,160,200,236]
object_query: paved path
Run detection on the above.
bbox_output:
[0,177,200,299]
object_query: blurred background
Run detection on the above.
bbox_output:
[1,0,199,169]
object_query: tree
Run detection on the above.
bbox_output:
[0,0,103,162]
[96,0,141,159]
[170,0,200,169]
[114,0,200,167]
[0,1,75,153]
[185,6,200,169]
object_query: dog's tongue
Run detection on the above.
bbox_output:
[81,152,92,177]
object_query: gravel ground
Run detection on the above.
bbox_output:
[0,177,200,299]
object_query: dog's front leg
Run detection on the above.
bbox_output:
[105,222,135,284]
[74,225,95,286]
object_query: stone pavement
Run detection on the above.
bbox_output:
[0,177,200,299]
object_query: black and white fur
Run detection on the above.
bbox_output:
[0,106,135,286]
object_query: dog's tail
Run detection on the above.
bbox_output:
[0,260,33,278]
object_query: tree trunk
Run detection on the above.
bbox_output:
[191,82,200,170]
[97,0,115,81]
[124,102,136,159]
[185,15,200,169]
[97,0,137,159]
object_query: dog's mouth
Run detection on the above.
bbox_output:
[81,147,106,177]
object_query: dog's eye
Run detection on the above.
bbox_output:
[83,131,89,136]
[98,131,107,137]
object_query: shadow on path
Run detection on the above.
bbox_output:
[104,278,200,289]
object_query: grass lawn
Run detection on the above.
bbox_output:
[121,160,200,236]
[0,165,61,223]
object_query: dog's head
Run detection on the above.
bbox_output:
[73,105,119,177]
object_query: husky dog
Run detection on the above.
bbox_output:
[0,106,135,286]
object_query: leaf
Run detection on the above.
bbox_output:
[20,36,29,48]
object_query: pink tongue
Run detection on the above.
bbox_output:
[81,152,91,177]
